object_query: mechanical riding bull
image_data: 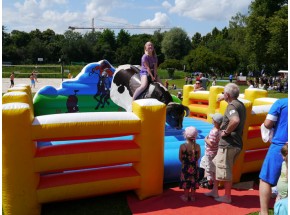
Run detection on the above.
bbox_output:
[110,64,189,129]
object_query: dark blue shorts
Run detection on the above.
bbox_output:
[259,143,284,186]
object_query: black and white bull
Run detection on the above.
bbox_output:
[110,64,189,129]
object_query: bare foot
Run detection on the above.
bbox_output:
[204,191,219,198]
[215,196,232,204]
[180,195,189,202]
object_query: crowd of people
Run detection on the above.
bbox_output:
[246,75,288,93]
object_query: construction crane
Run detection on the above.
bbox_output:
[68,18,171,32]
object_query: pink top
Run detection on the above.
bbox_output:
[205,128,221,156]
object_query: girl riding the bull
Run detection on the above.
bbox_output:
[132,41,162,100]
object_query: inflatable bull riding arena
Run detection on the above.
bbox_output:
[3,59,275,215]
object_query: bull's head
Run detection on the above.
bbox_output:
[166,102,190,129]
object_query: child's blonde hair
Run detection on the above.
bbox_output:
[144,41,156,57]
[281,142,288,167]
[183,126,198,140]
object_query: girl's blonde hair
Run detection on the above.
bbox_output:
[144,41,156,57]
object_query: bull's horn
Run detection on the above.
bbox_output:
[183,105,190,117]
[167,102,178,106]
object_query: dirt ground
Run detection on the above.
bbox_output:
[2,78,65,94]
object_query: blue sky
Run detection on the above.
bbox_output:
[2,0,252,37]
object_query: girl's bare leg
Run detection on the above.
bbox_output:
[132,75,148,100]
[190,189,196,201]
[180,189,189,202]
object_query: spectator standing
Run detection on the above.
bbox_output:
[188,76,193,85]
[212,77,217,86]
[32,70,39,83]
[30,72,36,88]
[229,74,233,82]
[68,72,73,79]
[9,72,15,88]
[205,83,246,203]
[179,126,201,202]
[254,77,259,88]
[165,80,169,89]
[200,113,223,190]
[259,98,288,215]
[177,92,183,101]
[199,73,210,90]
[185,76,188,85]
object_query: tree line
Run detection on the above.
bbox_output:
[2,0,287,76]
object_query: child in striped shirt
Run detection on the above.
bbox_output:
[200,113,223,189]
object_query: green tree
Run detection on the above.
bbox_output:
[228,13,249,74]
[184,46,215,72]
[116,29,130,48]
[151,30,165,64]
[95,29,116,63]
[161,27,192,60]
[267,6,288,72]
[10,30,31,47]
[115,29,131,64]
[245,0,287,74]
[191,32,202,49]
[61,30,83,63]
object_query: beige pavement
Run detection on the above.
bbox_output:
[2,78,66,94]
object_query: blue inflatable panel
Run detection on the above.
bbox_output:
[38,117,212,183]
[164,117,212,183]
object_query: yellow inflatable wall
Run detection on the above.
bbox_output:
[2,85,166,215]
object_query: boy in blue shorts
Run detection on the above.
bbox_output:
[259,98,288,215]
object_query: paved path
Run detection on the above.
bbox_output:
[2,78,65,94]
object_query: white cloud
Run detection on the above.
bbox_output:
[42,10,80,23]
[84,0,117,19]
[3,0,118,33]
[164,0,251,21]
[39,0,67,9]
[162,1,172,10]
[139,12,170,27]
